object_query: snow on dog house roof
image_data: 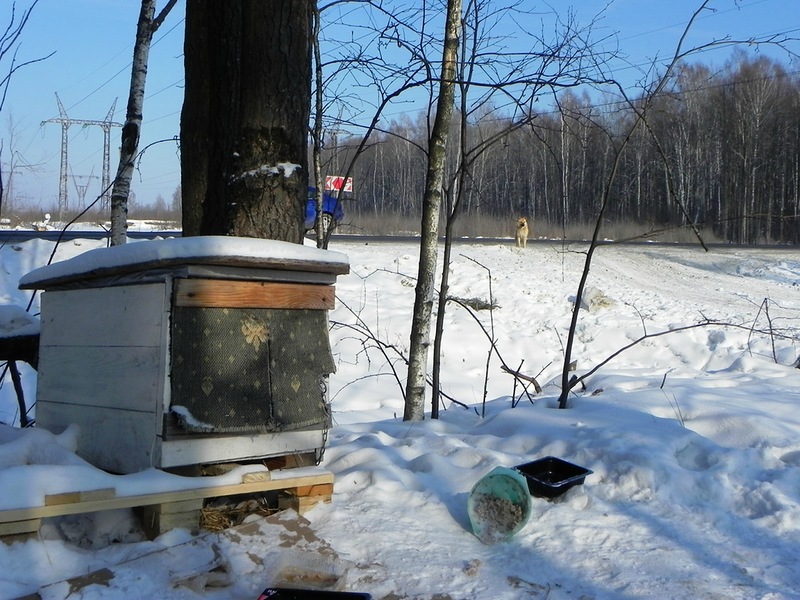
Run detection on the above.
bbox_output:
[19,236,350,289]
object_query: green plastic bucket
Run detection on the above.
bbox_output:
[467,466,532,544]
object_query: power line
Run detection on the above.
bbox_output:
[46,18,185,121]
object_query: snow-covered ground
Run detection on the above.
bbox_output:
[1,234,800,599]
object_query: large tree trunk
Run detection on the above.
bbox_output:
[181,0,312,241]
[403,0,462,421]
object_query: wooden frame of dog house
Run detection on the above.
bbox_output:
[19,237,349,475]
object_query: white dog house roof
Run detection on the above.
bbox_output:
[20,236,350,289]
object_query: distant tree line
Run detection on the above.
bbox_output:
[327,52,799,244]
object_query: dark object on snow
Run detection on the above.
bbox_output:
[514,456,593,498]
[258,589,372,599]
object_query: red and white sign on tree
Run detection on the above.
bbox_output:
[325,175,353,192]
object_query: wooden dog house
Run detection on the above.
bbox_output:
[19,237,349,474]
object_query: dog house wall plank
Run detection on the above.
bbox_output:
[38,284,166,347]
[159,429,325,468]
[34,402,162,473]
[35,282,171,473]
[37,346,163,412]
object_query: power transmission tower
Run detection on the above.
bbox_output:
[70,167,99,211]
[42,94,122,219]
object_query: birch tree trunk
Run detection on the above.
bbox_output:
[311,5,325,249]
[403,0,462,421]
[109,0,177,246]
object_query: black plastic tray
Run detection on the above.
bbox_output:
[514,456,593,498]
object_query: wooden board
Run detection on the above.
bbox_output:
[37,346,163,412]
[160,428,324,469]
[46,488,116,506]
[173,279,335,310]
[278,494,332,515]
[35,283,170,475]
[39,283,168,347]
[285,483,334,498]
[279,483,335,515]
[34,403,161,474]
[0,518,40,538]
[141,502,204,539]
[0,469,333,524]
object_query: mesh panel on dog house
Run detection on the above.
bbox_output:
[171,306,334,433]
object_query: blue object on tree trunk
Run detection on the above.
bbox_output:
[467,466,532,544]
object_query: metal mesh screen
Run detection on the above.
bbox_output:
[170,306,334,434]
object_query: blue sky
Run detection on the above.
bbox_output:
[3,0,186,212]
[1,0,798,213]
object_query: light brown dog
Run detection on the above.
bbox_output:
[515,216,529,248]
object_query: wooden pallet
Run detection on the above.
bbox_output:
[0,468,333,541]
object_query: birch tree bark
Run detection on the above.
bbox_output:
[310,5,325,249]
[109,0,177,246]
[403,0,462,421]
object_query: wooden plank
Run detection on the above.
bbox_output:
[174,279,335,310]
[39,284,167,347]
[35,404,160,474]
[242,471,271,483]
[278,493,332,515]
[46,488,116,506]
[140,499,204,539]
[37,346,162,412]
[160,428,324,468]
[285,483,334,498]
[146,499,204,514]
[0,470,334,524]
[0,518,40,537]
[55,568,115,596]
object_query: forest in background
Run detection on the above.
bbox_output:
[326,52,800,244]
[4,52,798,245]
